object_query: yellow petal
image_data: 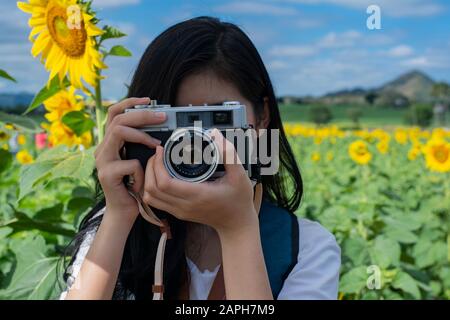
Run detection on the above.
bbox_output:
[17,2,34,14]
[29,16,46,27]
[31,32,50,57]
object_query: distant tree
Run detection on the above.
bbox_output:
[431,82,450,126]
[432,82,450,103]
[365,92,378,105]
[376,90,410,108]
[404,103,433,127]
[309,105,333,125]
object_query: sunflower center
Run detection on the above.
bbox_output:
[47,4,87,58]
[355,145,367,156]
[432,145,449,163]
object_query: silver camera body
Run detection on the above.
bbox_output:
[123,100,260,183]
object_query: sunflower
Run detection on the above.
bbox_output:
[42,87,92,148]
[0,131,10,142]
[394,129,408,145]
[17,134,27,145]
[423,138,450,173]
[408,145,421,161]
[349,140,372,165]
[44,120,92,147]
[44,86,84,122]
[311,152,321,162]
[16,150,34,164]
[17,0,106,89]
[376,140,389,155]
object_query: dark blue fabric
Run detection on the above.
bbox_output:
[258,199,299,298]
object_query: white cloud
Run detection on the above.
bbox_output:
[317,30,361,48]
[387,45,414,57]
[269,29,368,59]
[267,60,289,70]
[214,2,298,16]
[92,0,140,8]
[269,45,317,57]
[276,0,445,17]
[401,56,430,67]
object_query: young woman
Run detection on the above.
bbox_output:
[60,16,340,300]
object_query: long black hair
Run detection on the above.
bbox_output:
[63,16,303,300]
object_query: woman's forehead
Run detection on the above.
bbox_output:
[175,72,250,107]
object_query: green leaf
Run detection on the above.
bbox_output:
[343,236,369,266]
[61,111,95,136]
[382,214,422,232]
[18,146,95,201]
[0,69,16,82]
[34,203,64,222]
[339,266,368,294]
[0,227,12,239]
[108,45,132,57]
[23,76,70,115]
[369,236,401,269]
[68,197,94,228]
[0,234,60,299]
[413,240,447,268]
[392,271,421,299]
[71,186,95,199]
[384,226,418,244]
[0,111,41,133]
[1,208,75,237]
[0,149,13,173]
[100,25,127,42]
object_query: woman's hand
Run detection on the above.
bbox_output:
[94,97,167,226]
[142,129,258,237]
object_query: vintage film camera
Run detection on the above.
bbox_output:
[123,100,261,183]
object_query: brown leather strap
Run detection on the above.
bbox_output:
[152,284,164,294]
[129,177,263,300]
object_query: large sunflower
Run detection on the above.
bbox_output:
[423,138,450,173]
[17,0,106,88]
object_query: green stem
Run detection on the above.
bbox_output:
[94,69,106,144]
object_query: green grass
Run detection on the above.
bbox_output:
[279,104,408,127]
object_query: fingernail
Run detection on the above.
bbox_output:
[151,137,161,145]
[154,112,166,119]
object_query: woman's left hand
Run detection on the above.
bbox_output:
[142,129,258,236]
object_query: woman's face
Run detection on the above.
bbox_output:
[175,71,259,129]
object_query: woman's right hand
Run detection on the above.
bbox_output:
[94,97,167,226]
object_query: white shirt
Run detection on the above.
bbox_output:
[60,208,341,300]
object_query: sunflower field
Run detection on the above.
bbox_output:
[285,124,450,299]
[0,0,450,300]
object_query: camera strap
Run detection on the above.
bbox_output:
[127,179,263,300]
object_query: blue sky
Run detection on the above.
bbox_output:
[0,0,449,99]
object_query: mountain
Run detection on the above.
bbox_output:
[311,70,438,106]
[0,92,34,110]
[378,70,435,102]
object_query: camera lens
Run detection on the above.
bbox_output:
[164,128,218,183]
